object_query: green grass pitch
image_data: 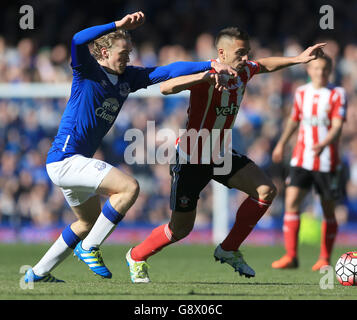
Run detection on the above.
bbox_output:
[1,243,357,300]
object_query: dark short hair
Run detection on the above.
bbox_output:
[316,53,333,70]
[215,27,250,47]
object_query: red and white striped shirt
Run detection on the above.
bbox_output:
[290,83,347,172]
[177,60,260,163]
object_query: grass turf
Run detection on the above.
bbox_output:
[1,243,357,300]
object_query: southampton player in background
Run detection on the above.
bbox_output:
[271,55,347,271]
[125,26,326,283]
[24,12,237,283]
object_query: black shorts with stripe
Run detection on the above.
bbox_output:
[169,150,252,212]
[287,166,344,201]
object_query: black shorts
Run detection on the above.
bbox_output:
[169,150,252,212]
[287,166,343,201]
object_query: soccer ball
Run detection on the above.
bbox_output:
[335,251,357,286]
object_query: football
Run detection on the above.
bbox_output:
[335,252,357,286]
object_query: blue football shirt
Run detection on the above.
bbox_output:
[46,22,212,164]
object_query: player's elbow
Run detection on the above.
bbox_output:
[262,65,275,73]
[72,32,86,46]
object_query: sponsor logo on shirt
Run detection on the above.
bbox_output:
[95,97,120,124]
[215,103,240,116]
[302,116,330,126]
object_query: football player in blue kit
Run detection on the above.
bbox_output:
[24,11,237,282]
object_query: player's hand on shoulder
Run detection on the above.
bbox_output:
[115,11,145,30]
[203,72,230,92]
[211,61,238,77]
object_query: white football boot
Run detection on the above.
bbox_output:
[126,248,150,283]
[214,244,255,278]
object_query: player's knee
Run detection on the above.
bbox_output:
[285,195,300,212]
[116,178,140,203]
[127,179,140,201]
[257,184,277,203]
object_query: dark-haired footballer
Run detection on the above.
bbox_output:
[126,26,326,283]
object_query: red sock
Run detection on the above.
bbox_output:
[220,197,271,252]
[283,212,300,258]
[320,218,338,260]
[131,224,175,261]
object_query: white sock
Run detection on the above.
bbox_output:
[81,213,116,250]
[32,235,72,276]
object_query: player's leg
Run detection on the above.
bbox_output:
[79,166,139,250]
[217,159,277,252]
[272,166,311,269]
[126,209,197,283]
[126,157,211,283]
[271,185,309,269]
[311,199,337,270]
[73,166,139,278]
[311,171,340,271]
[213,158,276,277]
[27,194,101,282]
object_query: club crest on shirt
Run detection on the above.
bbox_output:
[178,196,190,208]
[94,161,106,171]
[119,82,131,97]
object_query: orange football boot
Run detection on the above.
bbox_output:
[272,254,298,269]
[311,258,330,271]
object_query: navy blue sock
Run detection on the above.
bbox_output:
[61,224,81,249]
[102,200,124,225]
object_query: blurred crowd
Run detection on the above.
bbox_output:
[0,0,357,230]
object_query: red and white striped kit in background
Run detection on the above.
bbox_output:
[290,83,347,172]
[176,59,260,163]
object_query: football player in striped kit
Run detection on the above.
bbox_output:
[125,26,326,283]
[271,55,347,270]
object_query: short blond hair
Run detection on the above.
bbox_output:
[92,29,131,60]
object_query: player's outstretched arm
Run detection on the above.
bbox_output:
[160,71,228,95]
[148,61,237,87]
[257,43,326,73]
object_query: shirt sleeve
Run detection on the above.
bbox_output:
[330,87,347,121]
[71,22,116,71]
[245,60,260,80]
[127,61,212,92]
